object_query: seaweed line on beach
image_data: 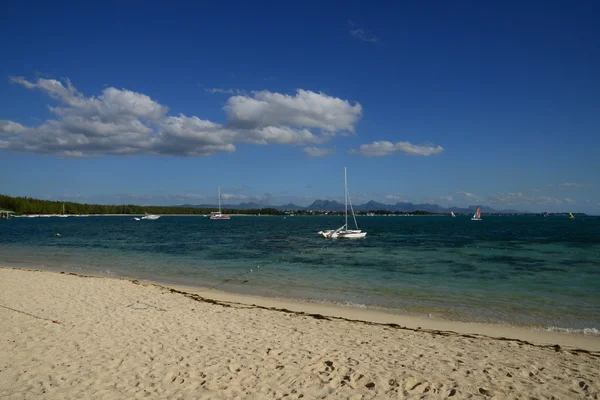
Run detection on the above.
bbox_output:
[3,266,600,358]
[127,279,600,359]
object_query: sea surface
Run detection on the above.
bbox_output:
[1,215,599,333]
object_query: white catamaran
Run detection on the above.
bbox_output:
[209,186,230,220]
[471,206,482,221]
[318,168,366,239]
[141,212,160,220]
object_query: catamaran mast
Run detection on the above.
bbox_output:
[218,186,221,214]
[344,167,348,230]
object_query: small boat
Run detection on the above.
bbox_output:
[569,212,575,219]
[451,211,456,218]
[132,217,141,221]
[471,206,482,221]
[318,168,366,239]
[209,186,230,220]
[58,203,68,217]
[141,212,160,220]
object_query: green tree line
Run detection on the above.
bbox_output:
[0,194,285,216]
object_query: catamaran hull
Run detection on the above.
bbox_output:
[210,215,230,220]
[318,230,367,239]
[471,218,482,221]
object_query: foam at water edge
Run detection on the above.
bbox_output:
[278,296,368,310]
[540,327,600,335]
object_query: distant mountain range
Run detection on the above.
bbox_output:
[178,200,520,214]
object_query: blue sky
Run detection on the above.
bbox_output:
[1,1,598,212]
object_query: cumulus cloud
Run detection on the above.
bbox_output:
[350,141,444,157]
[0,120,26,133]
[302,146,335,157]
[225,89,362,132]
[2,77,362,157]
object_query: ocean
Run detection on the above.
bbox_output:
[1,215,599,334]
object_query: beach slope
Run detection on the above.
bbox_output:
[0,267,598,399]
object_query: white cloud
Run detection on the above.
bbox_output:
[205,88,246,95]
[385,194,405,201]
[560,182,592,188]
[224,89,362,132]
[0,120,26,133]
[302,146,335,157]
[3,77,361,157]
[485,192,566,206]
[456,192,482,203]
[221,193,248,200]
[242,126,326,146]
[348,21,378,44]
[351,141,444,157]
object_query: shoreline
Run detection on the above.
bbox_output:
[1,266,598,398]
[3,265,600,352]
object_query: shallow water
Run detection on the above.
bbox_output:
[1,215,598,332]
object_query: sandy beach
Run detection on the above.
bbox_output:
[1,267,598,399]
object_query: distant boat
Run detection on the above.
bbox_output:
[451,211,456,218]
[318,167,366,239]
[132,217,141,221]
[471,206,482,221]
[58,203,68,217]
[141,212,160,220]
[569,212,575,219]
[209,186,230,220]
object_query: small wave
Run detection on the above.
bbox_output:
[288,297,368,309]
[540,326,600,336]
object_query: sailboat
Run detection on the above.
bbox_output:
[471,206,482,221]
[58,203,68,217]
[318,168,366,239]
[141,212,160,220]
[209,186,230,220]
[569,212,575,219]
[451,211,456,218]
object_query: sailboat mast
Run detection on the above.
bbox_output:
[218,186,221,213]
[344,167,348,229]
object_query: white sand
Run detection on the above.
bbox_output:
[1,267,598,399]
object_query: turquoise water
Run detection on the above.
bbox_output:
[1,215,599,332]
